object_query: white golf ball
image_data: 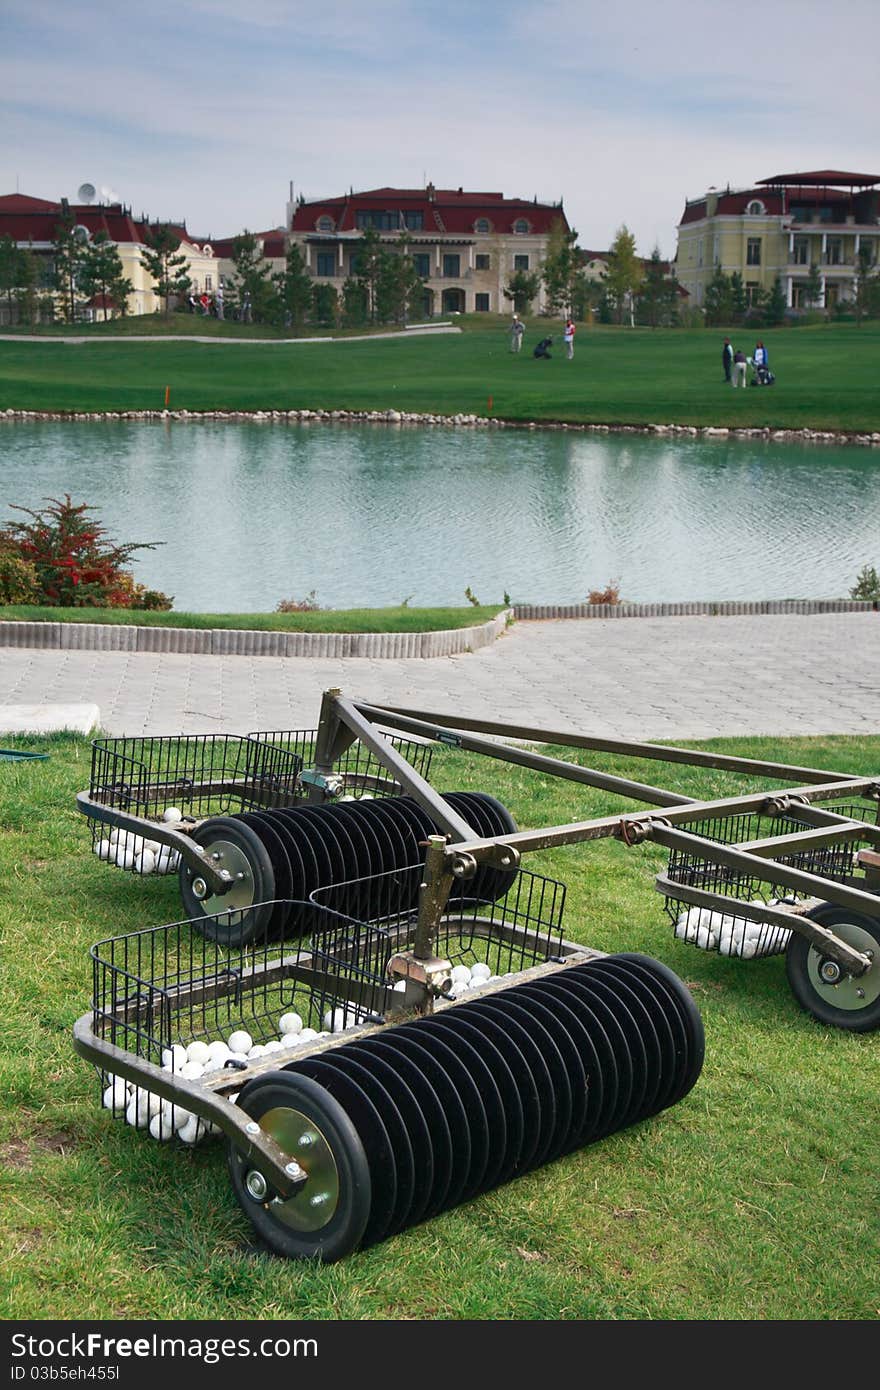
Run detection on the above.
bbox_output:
[186,1040,211,1065]
[179,1060,205,1080]
[226,1051,249,1065]
[298,1028,319,1044]
[95,839,112,860]
[278,1012,303,1036]
[149,1111,175,1142]
[247,1044,267,1060]
[125,1091,156,1128]
[135,848,156,876]
[162,1044,188,1072]
[228,1030,252,1054]
[450,965,471,985]
[162,807,183,823]
[470,963,491,983]
[324,1007,364,1033]
[112,846,136,871]
[162,1101,195,1133]
[102,1078,129,1110]
[206,1040,231,1062]
[263,1039,283,1053]
[280,1031,303,1049]
[154,847,180,875]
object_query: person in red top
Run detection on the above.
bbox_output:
[199,291,210,315]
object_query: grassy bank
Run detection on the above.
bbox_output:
[1,733,877,1320]
[0,604,504,633]
[2,319,879,432]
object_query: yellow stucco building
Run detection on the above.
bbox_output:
[676,169,880,311]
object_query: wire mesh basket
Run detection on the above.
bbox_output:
[85,728,435,860]
[663,800,880,959]
[89,863,570,1121]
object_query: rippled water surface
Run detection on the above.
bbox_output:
[2,421,878,611]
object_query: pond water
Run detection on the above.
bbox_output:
[1,421,878,611]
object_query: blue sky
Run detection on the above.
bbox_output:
[3,0,879,256]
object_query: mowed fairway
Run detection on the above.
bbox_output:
[2,319,880,431]
[1,734,877,1320]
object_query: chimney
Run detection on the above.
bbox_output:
[427,182,435,201]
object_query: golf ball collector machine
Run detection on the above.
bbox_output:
[73,690,880,1261]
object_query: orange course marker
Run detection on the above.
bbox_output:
[164,386,170,407]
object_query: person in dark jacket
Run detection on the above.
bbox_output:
[533,336,553,359]
[722,337,733,382]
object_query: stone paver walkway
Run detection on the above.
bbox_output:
[1,612,878,740]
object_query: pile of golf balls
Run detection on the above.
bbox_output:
[93,807,184,875]
[674,904,790,958]
[102,958,513,1148]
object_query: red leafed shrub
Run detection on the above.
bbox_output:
[1,495,173,609]
[586,579,622,605]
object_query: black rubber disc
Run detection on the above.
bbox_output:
[488,989,575,1161]
[179,815,275,947]
[585,961,665,1121]
[614,953,705,1104]
[590,958,680,1117]
[442,1000,531,1181]
[522,978,603,1139]
[473,992,557,1172]
[238,811,294,940]
[370,1026,471,1214]
[356,1034,452,1221]
[572,965,647,1130]
[308,1046,415,1241]
[542,971,627,1138]
[344,1040,435,1228]
[406,1014,501,1196]
[285,1054,397,1249]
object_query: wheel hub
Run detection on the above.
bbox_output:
[255,1107,340,1232]
[188,839,254,922]
[808,921,880,1011]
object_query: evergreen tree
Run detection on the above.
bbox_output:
[79,232,133,320]
[604,225,643,325]
[703,267,733,326]
[354,225,385,323]
[852,242,880,324]
[275,242,312,331]
[803,261,823,310]
[52,208,87,323]
[229,231,278,324]
[764,276,787,326]
[375,234,424,325]
[311,282,338,327]
[637,247,666,328]
[503,268,540,314]
[14,247,40,326]
[0,235,23,324]
[729,271,748,323]
[142,225,192,316]
[541,217,585,316]
[341,276,368,327]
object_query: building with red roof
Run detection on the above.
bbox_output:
[0,192,219,321]
[676,170,880,312]
[286,182,570,315]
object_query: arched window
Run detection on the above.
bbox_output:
[474,217,491,234]
[73,225,90,244]
[746,200,766,216]
[513,218,530,234]
[316,215,335,232]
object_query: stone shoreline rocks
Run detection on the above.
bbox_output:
[2,406,878,446]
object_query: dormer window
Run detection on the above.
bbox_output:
[316,215,335,232]
[513,218,530,234]
[73,225,90,243]
[474,217,491,234]
[746,200,766,216]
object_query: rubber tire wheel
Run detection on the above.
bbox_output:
[785,903,880,1033]
[178,815,275,947]
[228,1071,372,1262]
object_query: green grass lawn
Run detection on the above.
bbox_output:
[1,733,877,1320]
[0,604,505,633]
[2,317,879,432]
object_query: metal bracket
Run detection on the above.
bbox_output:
[299,768,344,798]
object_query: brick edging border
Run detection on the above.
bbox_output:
[512,599,877,619]
[0,609,512,659]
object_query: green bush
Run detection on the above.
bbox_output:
[0,547,40,604]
